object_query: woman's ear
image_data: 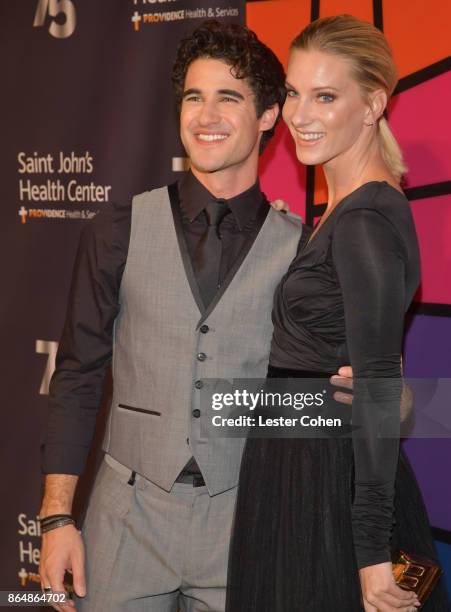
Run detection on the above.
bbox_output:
[364,89,387,126]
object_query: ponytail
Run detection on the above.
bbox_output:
[378,117,407,180]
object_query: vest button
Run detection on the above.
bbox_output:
[197,352,206,361]
[192,409,201,418]
[200,324,209,334]
[195,380,203,389]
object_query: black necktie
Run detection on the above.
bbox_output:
[195,199,230,306]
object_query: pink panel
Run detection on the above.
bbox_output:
[258,122,307,221]
[411,194,451,304]
[388,72,451,188]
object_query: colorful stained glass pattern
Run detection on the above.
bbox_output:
[248,0,451,309]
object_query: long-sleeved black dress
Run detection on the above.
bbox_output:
[226,182,449,611]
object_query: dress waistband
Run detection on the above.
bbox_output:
[267,364,332,379]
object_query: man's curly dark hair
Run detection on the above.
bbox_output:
[172,20,286,151]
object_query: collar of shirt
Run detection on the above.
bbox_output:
[178,171,263,231]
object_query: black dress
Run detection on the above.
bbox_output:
[226,182,449,611]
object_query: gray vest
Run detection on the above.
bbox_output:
[103,186,301,495]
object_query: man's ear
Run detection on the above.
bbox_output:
[364,89,387,126]
[259,103,279,133]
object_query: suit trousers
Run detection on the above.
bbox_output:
[77,454,237,611]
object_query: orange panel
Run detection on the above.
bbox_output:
[246,0,311,68]
[314,166,328,205]
[247,0,451,212]
[383,0,451,78]
[320,0,373,22]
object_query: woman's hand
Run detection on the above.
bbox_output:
[270,199,290,212]
[359,562,420,612]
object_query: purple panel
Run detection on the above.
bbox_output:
[404,438,451,530]
[404,314,451,377]
[403,314,451,530]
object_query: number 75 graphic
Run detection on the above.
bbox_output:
[36,340,58,395]
[33,0,76,39]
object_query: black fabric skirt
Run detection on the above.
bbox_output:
[225,366,449,611]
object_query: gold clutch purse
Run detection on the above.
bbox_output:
[392,550,442,608]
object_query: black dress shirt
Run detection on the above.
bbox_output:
[179,172,268,304]
[42,171,269,475]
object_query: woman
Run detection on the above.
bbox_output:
[226,15,448,612]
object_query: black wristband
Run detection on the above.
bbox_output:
[39,514,72,524]
[41,518,76,534]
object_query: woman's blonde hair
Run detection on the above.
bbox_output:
[291,14,407,179]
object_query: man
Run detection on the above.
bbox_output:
[39,21,353,611]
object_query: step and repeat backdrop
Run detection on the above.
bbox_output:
[0,0,244,596]
[1,0,450,601]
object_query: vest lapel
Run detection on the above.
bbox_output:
[168,182,205,315]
